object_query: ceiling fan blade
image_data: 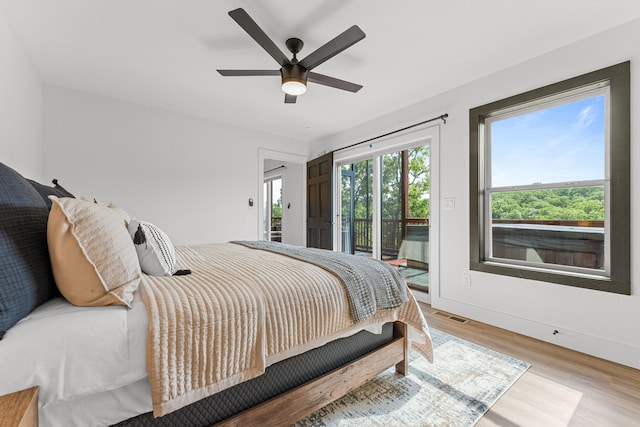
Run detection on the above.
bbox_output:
[284,93,297,104]
[228,8,291,67]
[299,25,365,71]
[308,72,363,93]
[217,70,281,76]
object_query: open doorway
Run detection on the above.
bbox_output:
[258,149,307,246]
[264,171,283,242]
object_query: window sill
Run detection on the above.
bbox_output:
[470,260,629,295]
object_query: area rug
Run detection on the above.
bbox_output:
[294,328,531,427]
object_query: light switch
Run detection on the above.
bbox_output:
[444,198,455,209]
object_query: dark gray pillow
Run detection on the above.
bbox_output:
[0,162,58,339]
[28,178,75,209]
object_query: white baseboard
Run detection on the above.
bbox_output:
[432,298,640,370]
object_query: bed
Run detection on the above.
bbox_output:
[0,161,432,426]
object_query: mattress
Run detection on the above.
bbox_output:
[0,292,150,427]
[0,290,394,427]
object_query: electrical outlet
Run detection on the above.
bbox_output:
[462,274,471,286]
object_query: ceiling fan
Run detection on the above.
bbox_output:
[217,8,365,104]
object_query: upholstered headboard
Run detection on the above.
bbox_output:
[0,161,74,338]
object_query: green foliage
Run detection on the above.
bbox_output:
[380,147,431,219]
[272,200,282,218]
[343,146,431,221]
[492,186,604,220]
[271,181,283,218]
[342,160,373,220]
[407,146,430,218]
[381,152,402,220]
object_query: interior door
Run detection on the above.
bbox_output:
[306,152,333,249]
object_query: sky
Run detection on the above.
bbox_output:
[490,95,605,188]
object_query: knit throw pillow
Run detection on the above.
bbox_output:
[128,219,177,276]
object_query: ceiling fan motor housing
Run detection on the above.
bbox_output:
[281,63,309,85]
[285,37,304,56]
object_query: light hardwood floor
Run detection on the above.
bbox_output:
[420,304,640,427]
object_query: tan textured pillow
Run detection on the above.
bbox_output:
[90,198,132,228]
[107,202,132,228]
[47,196,141,307]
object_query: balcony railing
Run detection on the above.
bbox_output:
[491,219,604,269]
[351,218,428,256]
[346,218,604,270]
[270,217,282,242]
[271,217,281,230]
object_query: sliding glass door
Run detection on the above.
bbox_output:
[337,144,430,293]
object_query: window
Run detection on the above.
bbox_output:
[469,62,630,294]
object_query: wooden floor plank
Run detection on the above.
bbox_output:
[420,303,640,427]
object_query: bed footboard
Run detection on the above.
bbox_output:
[114,322,405,427]
[215,321,408,427]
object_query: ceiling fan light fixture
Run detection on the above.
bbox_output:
[282,79,307,95]
[281,64,308,96]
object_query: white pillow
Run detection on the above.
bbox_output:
[128,219,176,276]
[47,196,141,307]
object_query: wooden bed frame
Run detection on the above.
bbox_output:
[215,322,409,427]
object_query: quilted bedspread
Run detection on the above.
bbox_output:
[232,240,409,323]
[140,243,432,417]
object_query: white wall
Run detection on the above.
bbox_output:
[312,18,640,369]
[0,12,42,179]
[43,85,310,245]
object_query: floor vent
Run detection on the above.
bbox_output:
[433,311,469,324]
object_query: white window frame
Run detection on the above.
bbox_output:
[483,85,610,278]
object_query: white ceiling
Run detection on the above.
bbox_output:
[2,0,640,143]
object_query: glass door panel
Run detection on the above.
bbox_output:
[341,168,355,254]
[379,147,430,292]
[339,161,373,256]
[402,146,430,292]
[380,151,403,263]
